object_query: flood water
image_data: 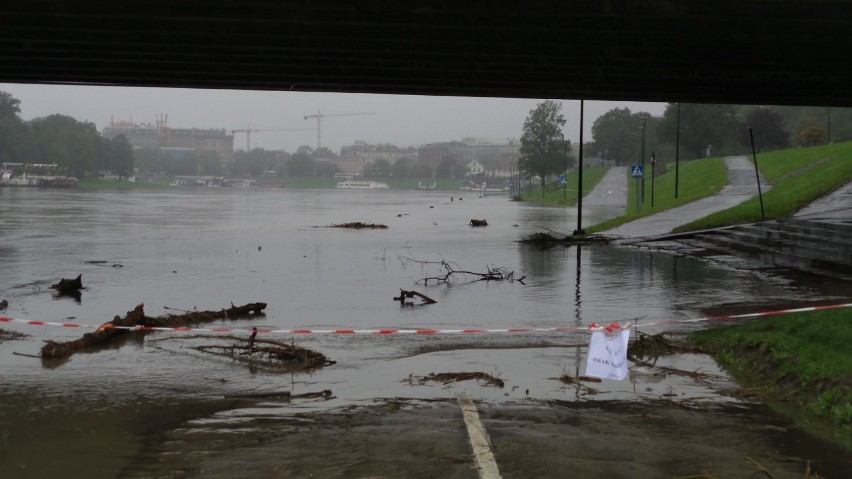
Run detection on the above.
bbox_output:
[1,187,848,477]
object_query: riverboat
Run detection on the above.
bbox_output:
[336,180,389,189]
[0,163,79,188]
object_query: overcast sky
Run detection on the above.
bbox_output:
[1,83,666,153]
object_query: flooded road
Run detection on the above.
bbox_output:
[1,187,849,477]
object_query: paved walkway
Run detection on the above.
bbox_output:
[794,180,852,219]
[602,156,769,238]
[583,166,627,209]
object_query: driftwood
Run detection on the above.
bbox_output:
[518,232,614,247]
[194,334,335,370]
[393,289,437,305]
[330,222,388,229]
[416,260,525,285]
[469,219,488,227]
[224,389,333,400]
[51,274,83,292]
[407,371,505,388]
[40,302,267,360]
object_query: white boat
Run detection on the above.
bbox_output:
[336,180,389,189]
[0,163,78,188]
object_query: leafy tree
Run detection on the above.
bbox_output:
[313,146,335,158]
[435,156,459,179]
[453,162,469,179]
[657,103,738,160]
[800,126,828,146]
[315,161,339,177]
[411,161,433,179]
[286,152,316,176]
[364,158,391,177]
[196,151,224,176]
[392,156,414,178]
[0,92,31,163]
[100,135,135,177]
[519,100,570,195]
[296,145,314,156]
[589,107,659,166]
[0,91,21,118]
[736,107,790,152]
[28,114,101,177]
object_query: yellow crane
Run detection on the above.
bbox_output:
[231,126,315,151]
[303,110,375,150]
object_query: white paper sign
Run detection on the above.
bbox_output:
[585,326,631,380]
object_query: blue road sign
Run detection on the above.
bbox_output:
[630,164,644,178]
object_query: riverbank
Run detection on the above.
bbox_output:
[689,305,852,451]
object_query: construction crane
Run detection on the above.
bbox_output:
[231,126,315,151]
[303,110,375,150]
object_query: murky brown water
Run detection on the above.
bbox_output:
[1,187,848,477]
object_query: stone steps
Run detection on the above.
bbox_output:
[679,219,852,277]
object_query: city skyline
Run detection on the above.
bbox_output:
[0,83,666,153]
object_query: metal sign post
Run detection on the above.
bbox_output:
[630,164,644,212]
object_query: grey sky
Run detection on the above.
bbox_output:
[1,83,666,153]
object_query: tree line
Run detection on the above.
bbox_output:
[0,91,134,178]
[516,100,851,191]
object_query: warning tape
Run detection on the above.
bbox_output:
[1,303,850,335]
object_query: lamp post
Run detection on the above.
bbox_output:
[650,152,656,207]
[675,102,680,199]
[575,99,585,235]
[563,139,569,201]
[640,117,647,203]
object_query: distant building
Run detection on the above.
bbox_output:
[101,114,234,165]
[418,138,520,177]
[335,141,417,176]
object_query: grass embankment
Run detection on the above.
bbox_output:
[585,157,728,233]
[674,142,852,232]
[519,166,608,206]
[690,308,852,449]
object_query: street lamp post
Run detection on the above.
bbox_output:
[563,139,568,201]
[640,117,647,203]
[650,152,656,207]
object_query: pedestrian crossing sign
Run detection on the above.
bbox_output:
[630,165,644,178]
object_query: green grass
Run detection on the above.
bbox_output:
[754,142,850,181]
[690,308,852,445]
[586,158,728,233]
[520,166,608,206]
[674,143,852,232]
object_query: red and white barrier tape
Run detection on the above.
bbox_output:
[1,303,850,336]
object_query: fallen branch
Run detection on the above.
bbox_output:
[416,260,525,285]
[40,302,267,360]
[194,334,335,369]
[393,289,437,305]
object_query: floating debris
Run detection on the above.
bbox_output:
[406,371,505,388]
[194,335,335,370]
[330,222,388,229]
[40,302,267,360]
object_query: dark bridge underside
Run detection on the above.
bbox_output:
[2,1,851,106]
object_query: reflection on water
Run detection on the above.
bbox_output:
[1,187,846,477]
